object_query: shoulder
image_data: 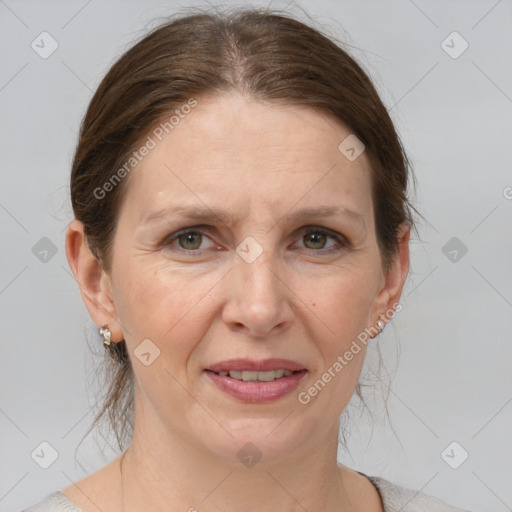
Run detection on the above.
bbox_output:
[20,473,474,512]
[19,491,82,512]
[23,455,123,512]
[367,475,472,512]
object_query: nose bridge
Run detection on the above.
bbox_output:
[239,250,281,300]
[234,217,282,297]
[222,244,293,336]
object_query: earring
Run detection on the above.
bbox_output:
[99,325,112,348]
[376,320,384,336]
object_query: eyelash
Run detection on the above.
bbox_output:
[160,225,349,256]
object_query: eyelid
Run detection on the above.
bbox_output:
[293,225,349,251]
[160,224,350,254]
[160,225,217,250]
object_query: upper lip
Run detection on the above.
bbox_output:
[206,358,306,373]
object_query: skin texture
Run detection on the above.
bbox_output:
[65,93,410,512]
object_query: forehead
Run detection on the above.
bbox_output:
[120,93,373,222]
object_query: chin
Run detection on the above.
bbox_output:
[193,414,319,467]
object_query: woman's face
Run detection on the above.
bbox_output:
[95,93,408,463]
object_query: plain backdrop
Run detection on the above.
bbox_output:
[1,1,511,511]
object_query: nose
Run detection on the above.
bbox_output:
[221,254,294,339]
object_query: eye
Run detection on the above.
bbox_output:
[161,225,349,256]
[162,228,216,252]
[295,227,347,253]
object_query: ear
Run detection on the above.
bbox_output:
[65,219,123,341]
[370,223,410,326]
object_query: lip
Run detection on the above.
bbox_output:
[204,358,308,403]
[206,358,306,373]
[204,369,308,403]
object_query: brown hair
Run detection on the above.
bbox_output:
[71,6,417,451]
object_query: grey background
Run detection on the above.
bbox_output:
[1,0,511,511]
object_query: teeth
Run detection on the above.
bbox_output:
[216,369,295,381]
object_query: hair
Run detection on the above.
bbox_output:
[70,6,418,452]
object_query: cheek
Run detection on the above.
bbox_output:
[112,260,222,358]
[308,266,378,343]
[114,255,378,349]
[297,271,373,413]
[302,266,377,403]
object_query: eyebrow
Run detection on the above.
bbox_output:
[143,204,365,229]
[285,206,364,227]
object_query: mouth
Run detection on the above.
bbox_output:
[203,358,307,402]
[206,368,299,381]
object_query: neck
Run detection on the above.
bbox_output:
[119,420,352,512]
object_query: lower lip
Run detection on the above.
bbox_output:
[204,370,308,403]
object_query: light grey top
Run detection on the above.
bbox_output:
[20,475,471,511]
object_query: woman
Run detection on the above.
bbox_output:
[23,7,472,512]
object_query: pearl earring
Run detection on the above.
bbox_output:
[99,325,112,348]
